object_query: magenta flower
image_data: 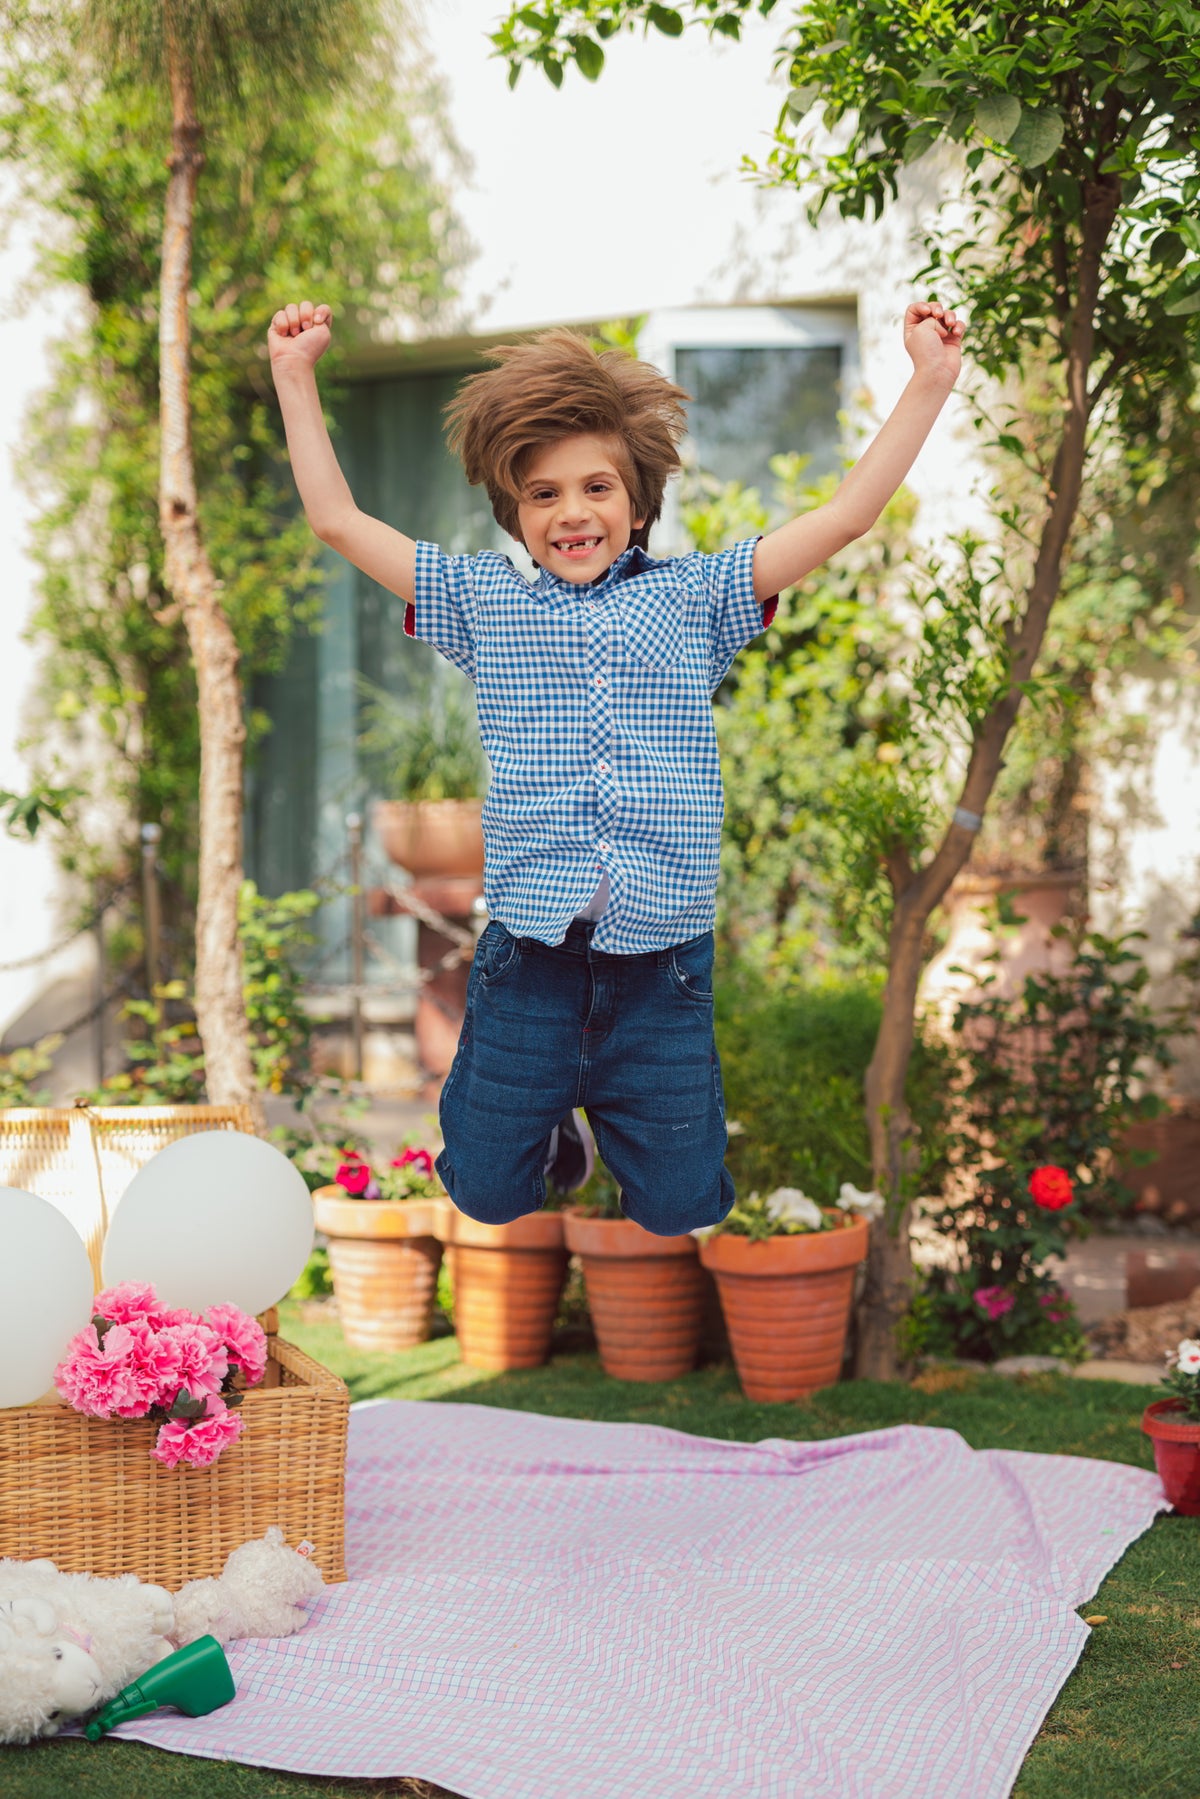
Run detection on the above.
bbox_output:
[392,1147,434,1176]
[336,1153,372,1195]
[973,1285,1016,1322]
[1038,1291,1069,1324]
[152,1400,246,1470]
[206,1304,268,1386]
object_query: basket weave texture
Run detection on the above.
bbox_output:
[0,1105,348,1586]
[0,1336,348,1587]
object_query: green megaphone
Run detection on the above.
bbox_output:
[84,1635,236,1740]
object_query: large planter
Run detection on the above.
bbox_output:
[313,1188,444,1353]
[699,1215,870,1402]
[1142,1399,1200,1516]
[437,1207,568,1371]
[373,799,485,879]
[564,1211,705,1382]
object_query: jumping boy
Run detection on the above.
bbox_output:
[269,302,964,1235]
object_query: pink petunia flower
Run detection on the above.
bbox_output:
[335,1153,372,1196]
[392,1148,434,1176]
[206,1304,268,1386]
[152,1399,246,1469]
[973,1285,1016,1322]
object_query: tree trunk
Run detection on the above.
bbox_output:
[159,2,260,1129]
[854,176,1122,1378]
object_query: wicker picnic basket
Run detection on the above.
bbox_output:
[0,1105,349,1587]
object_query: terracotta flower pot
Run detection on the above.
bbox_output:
[563,1210,705,1383]
[313,1187,444,1353]
[373,799,485,879]
[437,1207,568,1372]
[699,1214,870,1402]
[1142,1398,1200,1516]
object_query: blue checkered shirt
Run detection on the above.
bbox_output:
[408,535,768,952]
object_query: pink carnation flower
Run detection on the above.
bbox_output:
[92,1281,171,1327]
[973,1285,1016,1322]
[167,1318,229,1399]
[152,1399,245,1470]
[123,1317,188,1406]
[206,1304,268,1386]
[55,1321,159,1420]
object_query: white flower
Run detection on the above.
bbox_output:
[1174,1339,1200,1375]
[765,1188,823,1232]
[837,1182,885,1221]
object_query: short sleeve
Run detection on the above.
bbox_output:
[405,540,478,680]
[703,535,774,691]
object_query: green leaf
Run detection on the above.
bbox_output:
[1163,283,1200,317]
[648,5,684,35]
[1007,107,1064,168]
[1150,230,1186,268]
[974,93,1021,145]
[786,83,821,118]
[902,124,939,165]
[713,13,741,39]
[912,67,949,88]
[571,35,604,81]
[544,55,564,88]
[810,37,849,56]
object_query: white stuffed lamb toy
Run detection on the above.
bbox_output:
[0,1527,324,1744]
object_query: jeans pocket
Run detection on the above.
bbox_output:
[476,921,522,987]
[667,932,715,1003]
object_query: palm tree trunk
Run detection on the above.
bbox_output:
[853,175,1122,1378]
[159,0,260,1128]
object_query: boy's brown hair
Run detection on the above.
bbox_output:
[444,329,691,553]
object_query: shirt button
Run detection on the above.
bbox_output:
[598,840,610,853]
[596,761,609,775]
[593,675,606,688]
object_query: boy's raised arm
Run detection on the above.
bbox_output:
[269,301,417,605]
[752,301,965,605]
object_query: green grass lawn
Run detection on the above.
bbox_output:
[6,1306,1198,1799]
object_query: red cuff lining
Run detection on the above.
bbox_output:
[404,602,415,638]
[762,595,779,628]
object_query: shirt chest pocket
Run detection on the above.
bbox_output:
[617,595,685,671]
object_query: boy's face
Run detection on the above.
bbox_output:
[516,433,646,583]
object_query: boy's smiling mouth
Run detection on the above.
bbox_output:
[552,536,603,559]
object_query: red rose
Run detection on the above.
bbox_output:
[1029,1165,1073,1211]
[335,1154,372,1196]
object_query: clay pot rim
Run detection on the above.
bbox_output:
[699,1211,869,1275]
[312,1189,446,1238]
[563,1207,699,1259]
[437,1207,566,1250]
[1141,1397,1200,1442]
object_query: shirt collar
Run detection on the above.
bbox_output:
[533,544,667,602]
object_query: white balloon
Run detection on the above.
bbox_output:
[101,1132,314,1315]
[0,1188,95,1407]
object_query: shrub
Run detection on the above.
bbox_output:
[714,972,950,1203]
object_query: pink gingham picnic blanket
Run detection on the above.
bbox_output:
[106,1400,1163,1797]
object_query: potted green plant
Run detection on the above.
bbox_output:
[563,1163,706,1383]
[359,679,487,878]
[1142,1337,1200,1516]
[312,1147,446,1352]
[697,1186,873,1402]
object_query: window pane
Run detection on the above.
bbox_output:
[674,344,843,509]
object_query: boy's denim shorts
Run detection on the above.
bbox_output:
[436,919,735,1238]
